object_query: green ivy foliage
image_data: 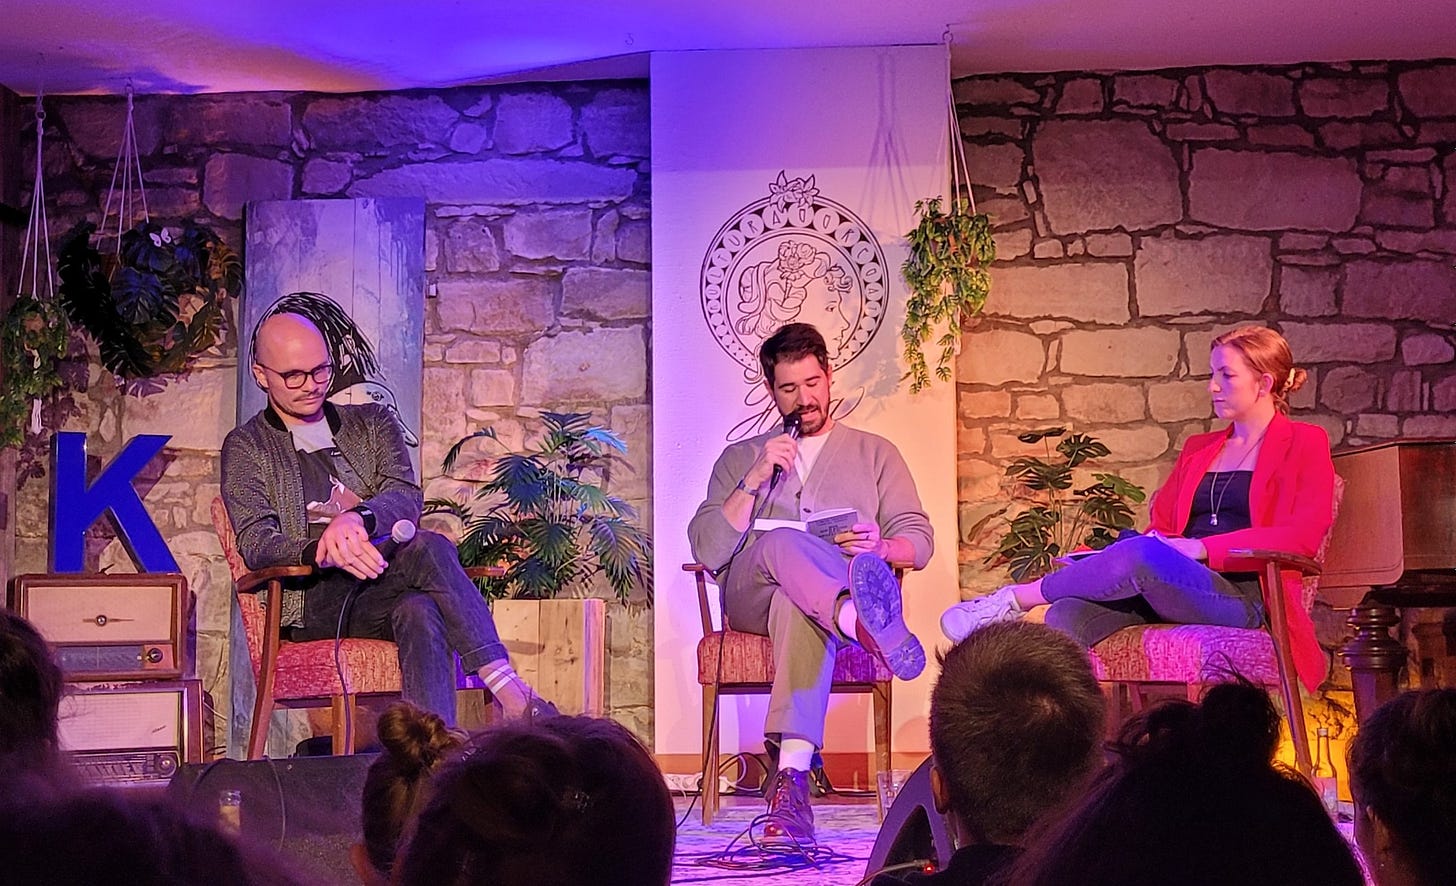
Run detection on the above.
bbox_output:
[426,411,653,605]
[0,295,69,450]
[900,196,995,393]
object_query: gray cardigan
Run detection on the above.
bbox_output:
[688,423,934,578]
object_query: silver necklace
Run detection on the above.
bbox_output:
[1209,428,1268,527]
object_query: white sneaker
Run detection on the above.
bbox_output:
[940,587,1025,643]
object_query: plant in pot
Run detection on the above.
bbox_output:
[974,427,1146,582]
[425,411,653,604]
[0,295,70,453]
[901,195,996,393]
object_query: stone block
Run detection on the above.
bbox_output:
[1331,236,1378,255]
[469,369,516,406]
[60,97,163,159]
[303,95,459,149]
[992,229,1033,260]
[1091,425,1170,462]
[1279,233,1330,252]
[1032,240,1064,259]
[959,390,1012,419]
[608,404,651,500]
[961,118,1024,139]
[1355,413,1399,438]
[1289,369,1317,410]
[985,263,1130,323]
[953,77,1041,107]
[434,276,556,334]
[1246,125,1315,148]
[591,210,619,263]
[1279,266,1338,317]
[168,97,292,147]
[422,367,469,443]
[1433,376,1456,412]
[1062,383,1146,424]
[302,158,352,195]
[203,154,293,220]
[1404,415,1456,437]
[1300,413,1347,448]
[444,339,502,364]
[146,188,204,219]
[122,366,237,451]
[503,209,594,260]
[1360,189,1436,228]
[1320,366,1378,412]
[957,329,1045,385]
[967,142,1026,190]
[1203,70,1296,116]
[1059,328,1180,378]
[1084,232,1134,257]
[1319,121,1404,151]
[1344,260,1456,323]
[1165,123,1239,141]
[448,122,492,154]
[1281,322,1397,364]
[1149,380,1213,422]
[1056,78,1104,114]
[1034,120,1181,234]
[562,268,650,321]
[581,88,650,158]
[351,159,637,206]
[1401,333,1455,366]
[1397,65,1456,117]
[520,328,646,404]
[1014,394,1060,421]
[444,220,502,273]
[1447,155,1456,225]
[1387,370,1423,413]
[494,93,574,154]
[1134,233,1272,316]
[980,197,1030,226]
[1189,149,1360,232]
[1113,74,1179,108]
[145,167,199,186]
[616,220,650,265]
[1299,77,1390,117]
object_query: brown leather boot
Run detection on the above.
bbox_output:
[760,767,815,847]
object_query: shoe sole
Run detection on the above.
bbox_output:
[848,553,925,680]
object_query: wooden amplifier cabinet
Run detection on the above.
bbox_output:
[9,573,188,682]
[60,679,204,787]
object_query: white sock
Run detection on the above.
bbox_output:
[480,662,519,695]
[778,738,816,773]
[836,599,858,640]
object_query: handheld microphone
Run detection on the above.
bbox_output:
[371,519,417,561]
[770,412,803,487]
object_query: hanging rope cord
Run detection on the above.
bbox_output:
[100,82,149,250]
[942,30,975,215]
[20,92,54,303]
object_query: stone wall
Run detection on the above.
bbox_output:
[953,60,1456,685]
[15,82,654,749]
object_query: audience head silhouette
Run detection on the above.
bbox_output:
[1007,678,1362,886]
[353,702,464,884]
[394,714,674,886]
[930,620,1104,847]
[1349,688,1456,886]
[0,609,64,769]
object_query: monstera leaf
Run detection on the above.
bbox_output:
[57,219,241,386]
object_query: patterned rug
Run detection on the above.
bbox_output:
[672,795,886,886]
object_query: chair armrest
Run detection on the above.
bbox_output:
[1226,548,1321,576]
[236,565,315,595]
[464,565,507,580]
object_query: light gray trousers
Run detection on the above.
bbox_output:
[721,528,851,748]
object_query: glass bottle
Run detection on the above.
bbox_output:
[1312,727,1338,816]
[218,789,243,834]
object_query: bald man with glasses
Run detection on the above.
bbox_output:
[222,313,553,730]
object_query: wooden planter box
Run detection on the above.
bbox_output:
[467,597,606,716]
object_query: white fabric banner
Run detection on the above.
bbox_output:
[651,46,957,759]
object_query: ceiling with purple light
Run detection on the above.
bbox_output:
[3,0,1453,96]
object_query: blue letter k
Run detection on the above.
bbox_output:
[50,432,180,573]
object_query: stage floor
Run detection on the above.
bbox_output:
[672,794,887,886]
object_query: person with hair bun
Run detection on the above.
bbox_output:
[351,702,464,885]
[1004,680,1362,886]
[1348,688,1456,886]
[393,715,675,886]
[944,325,1335,694]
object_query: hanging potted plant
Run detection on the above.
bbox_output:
[900,74,997,393]
[0,295,69,451]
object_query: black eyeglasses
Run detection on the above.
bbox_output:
[256,361,334,390]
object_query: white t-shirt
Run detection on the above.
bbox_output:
[795,432,830,483]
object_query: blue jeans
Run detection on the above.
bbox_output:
[1041,535,1263,648]
[294,530,509,726]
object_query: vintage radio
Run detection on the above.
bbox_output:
[59,680,204,787]
[9,573,188,681]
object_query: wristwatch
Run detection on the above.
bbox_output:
[734,477,760,497]
[349,504,377,534]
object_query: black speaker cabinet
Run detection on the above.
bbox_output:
[171,755,376,885]
[10,573,188,681]
[865,756,957,881]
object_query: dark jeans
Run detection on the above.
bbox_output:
[292,530,508,726]
[1041,535,1263,648]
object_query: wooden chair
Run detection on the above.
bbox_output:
[682,561,909,824]
[211,498,500,759]
[1088,476,1344,777]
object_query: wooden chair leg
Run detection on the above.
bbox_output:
[331,694,357,756]
[872,681,892,820]
[701,684,720,825]
[248,676,275,760]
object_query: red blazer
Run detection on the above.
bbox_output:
[1147,412,1335,692]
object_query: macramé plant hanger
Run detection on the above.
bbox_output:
[899,34,996,393]
[1,91,70,462]
[56,82,240,391]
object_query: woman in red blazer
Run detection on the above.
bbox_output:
[943,326,1335,692]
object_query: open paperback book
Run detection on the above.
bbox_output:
[754,507,859,544]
